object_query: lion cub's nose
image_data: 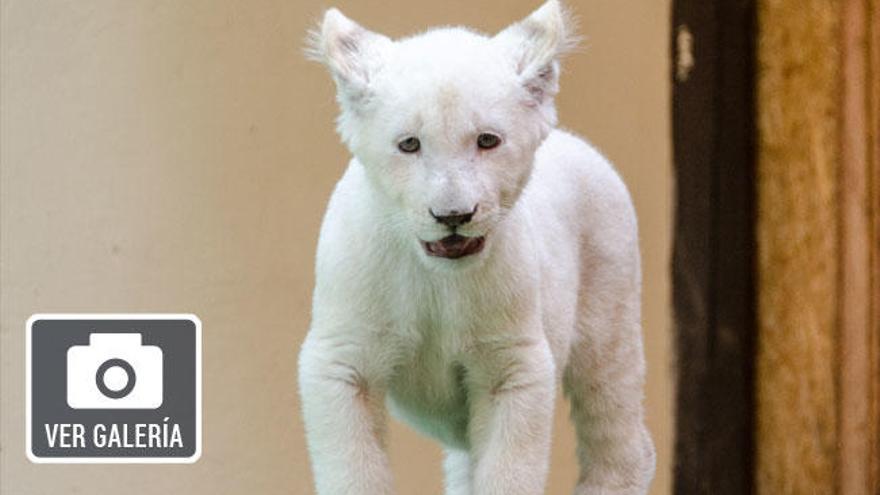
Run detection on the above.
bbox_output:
[430,205,478,227]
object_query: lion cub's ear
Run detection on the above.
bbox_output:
[305,8,391,108]
[494,0,579,104]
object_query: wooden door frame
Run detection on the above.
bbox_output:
[670,1,757,493]
[671,0,880,493]
[839,0,880,491]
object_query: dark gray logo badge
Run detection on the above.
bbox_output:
[27,314,202,463]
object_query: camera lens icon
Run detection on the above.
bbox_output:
[67,333,163,409]
[95,358,137,399]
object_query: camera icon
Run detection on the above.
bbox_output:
[67,333,163,409]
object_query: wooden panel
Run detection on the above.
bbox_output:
[755,0,841,493]
[757,0,880,493]
[671,1,756,493]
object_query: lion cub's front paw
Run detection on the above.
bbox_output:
[573,484,649,495]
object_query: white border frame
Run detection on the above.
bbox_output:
[26,313,202,464]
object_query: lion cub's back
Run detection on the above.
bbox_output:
[526,129,639,254]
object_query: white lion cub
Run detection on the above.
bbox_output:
[298,1,655,494]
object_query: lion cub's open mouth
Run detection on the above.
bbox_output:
[422,234,485,259]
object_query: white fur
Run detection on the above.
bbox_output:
[299,2,655,494]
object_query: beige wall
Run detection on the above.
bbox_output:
[0,1,672,494]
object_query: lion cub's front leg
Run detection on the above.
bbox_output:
[465,334,557,495]
[298,332,395,495]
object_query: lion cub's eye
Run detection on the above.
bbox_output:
[398,137,421,153]
[477,133,501,150]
